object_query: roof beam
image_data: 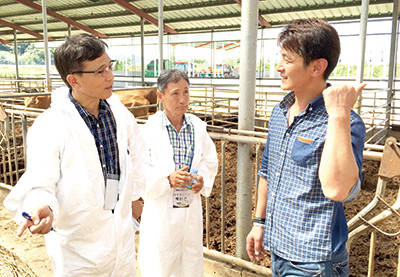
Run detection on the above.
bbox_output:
[0,0,392,22]
[1,0,242,20]
[234,0,271,28]
[260,0,389,14]
[226,45,240,51]
[0,37,11,44]
[34,10,396,35]
[0,18,46,40]
[216,41,240,49]
[0,30,14,36]
[112,0,178,34]
[20,12,396,40]
[195,41,213,48]
[257,15,272,28]
[15,0,107,38]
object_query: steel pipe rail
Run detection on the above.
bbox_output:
[208,125,267,138]
[204,248,272,276]
[0,92,51,98]
[348,186,400,247]
[209,132,266,145]
[347,136,400,276]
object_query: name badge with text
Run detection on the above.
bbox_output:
[104,173,119,210]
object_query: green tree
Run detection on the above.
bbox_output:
[115,60,123,71]
[0,44,12,52]
[256,60,270,73]
[0,51,14,64]
[193,58,206,66]
[20,44,45,65]
[349,65,357,77]
[372,65,384,78]
[335,64,348,77]
[17,43,30,55]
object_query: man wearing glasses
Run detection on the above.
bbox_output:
[4,33,145,276]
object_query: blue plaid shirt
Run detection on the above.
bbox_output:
[259,91,365,262]
[69,93,120,179]
[163,112,195,170]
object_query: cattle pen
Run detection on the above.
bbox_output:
[2,0,400,276]
[1,74,400,276]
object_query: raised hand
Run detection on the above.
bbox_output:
[322,83,366,116]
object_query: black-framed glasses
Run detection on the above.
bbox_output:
[71,60,117,77]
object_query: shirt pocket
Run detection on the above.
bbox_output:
[291,136,317,166]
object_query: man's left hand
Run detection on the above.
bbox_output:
[191,174,203,194]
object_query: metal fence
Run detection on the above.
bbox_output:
[0,77,399,275]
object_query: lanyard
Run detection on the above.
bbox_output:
[87,122,118,173]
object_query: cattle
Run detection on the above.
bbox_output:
[115,94,150,118]
[22,88,39,94]
[113,87,157,113]
[23,87,157,117]
[24,95,51,109]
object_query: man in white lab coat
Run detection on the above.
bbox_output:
[138,69,218,277]
[4,33,145,276]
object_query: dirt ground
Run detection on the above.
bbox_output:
[205,141,400,276]
[1,141,399,276]
[0,187,53,277]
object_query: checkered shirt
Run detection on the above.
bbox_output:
[258,91,365,262]
[69,93,120,179]
[163,112,195,170]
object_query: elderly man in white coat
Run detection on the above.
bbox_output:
[4,33,145,276]
[138,69,218,277]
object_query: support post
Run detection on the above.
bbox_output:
[13,30,20,92]
[355,0,369,114]
[236,0,259,260]
[386,0,399,137]
[41,0,51,92]
[158,0,164,74]
[141,17,145,86]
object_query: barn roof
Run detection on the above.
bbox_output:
[0,0,395,43]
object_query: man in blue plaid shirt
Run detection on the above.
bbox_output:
[246,19,366,276]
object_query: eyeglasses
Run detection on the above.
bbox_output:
[71,60,116,77]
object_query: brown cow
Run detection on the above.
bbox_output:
[115,94,150,118]
[24,95,51,109]
[113,88,157,112]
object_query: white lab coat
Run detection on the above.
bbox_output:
[138,111,218,277]
[4,87,145,277]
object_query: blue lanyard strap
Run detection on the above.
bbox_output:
[87,123,118,173]
[68,93,118,175]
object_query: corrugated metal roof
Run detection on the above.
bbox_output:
[0,0,395,43]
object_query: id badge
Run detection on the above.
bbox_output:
[104,173,119,210]
[172,188,193,208]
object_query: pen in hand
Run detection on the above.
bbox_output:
[22,211,54,231]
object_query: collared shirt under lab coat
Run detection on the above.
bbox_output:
[4,87,145,277]
[138,111,218,277]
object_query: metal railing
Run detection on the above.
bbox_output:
[347,137,400,277]
[0,80,399,275]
